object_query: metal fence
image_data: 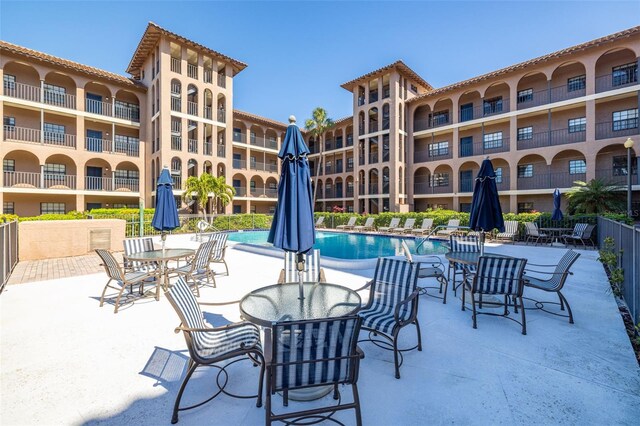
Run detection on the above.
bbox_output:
[0,220,19,293]
[597,216,640,323]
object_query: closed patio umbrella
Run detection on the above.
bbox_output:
[152,166,180,250]
[267,116,315,299]
[469,157,505,255]
[551,188,564,221]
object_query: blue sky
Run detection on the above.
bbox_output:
[1,1,638,124]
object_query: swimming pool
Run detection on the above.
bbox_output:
[227,230,447,260]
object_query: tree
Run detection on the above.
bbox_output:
[182,173,235,220]
[565,178,625,214]
[305,107,334,203]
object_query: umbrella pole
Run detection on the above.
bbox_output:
[161,232,166,252]
[480,231,485,256]
[297,253,305,300]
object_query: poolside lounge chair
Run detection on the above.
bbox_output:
[165,278,264,424]
[315,216,326,229]
[561,223,591,247]
[447,235,479,296]
[462,255,528,335]
[278,249,326,284]
[358,258,422,379]
[524,250,580,324]
[435,219,461,237]
[525,222,549,246]
[95,249,159,312]
[336,216,357,231]
[172,241,217,296]
[207,232,229,275]
[563,224,596,248]
[123,237,158,273]
[265,316,363,426]
[377,217,400,233]
[495,220,519,243]
[411,218,434,236]
[393,218,416,234]
[354,217,375,232]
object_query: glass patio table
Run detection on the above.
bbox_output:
[125,248,195,291]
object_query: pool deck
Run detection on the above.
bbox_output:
[1,234,639,425]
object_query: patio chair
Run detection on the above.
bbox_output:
[402,240,449,304]
[524,222,549,246]
[495,220,519,244]
[123,237,158,273]
[447,235,479,296]
[377,217,400,233]
[336,216,357,231]
[354,217,375,232]
[315,216,326,229]
[172,241,217,296]
[411,218,434,236]
[265,316,363,426]
[278,249,326,284]
[393,218,416,234]
[461,255,528,334]
[95,249,159,313]
[435,219,461,237]
[358,258,422,379]
[165,277,264,424]
[524,250,580,323]
[207,232,229,275]
[562,223,594,248]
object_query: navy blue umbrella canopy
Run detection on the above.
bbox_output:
[267,117,315,255]
[152,167,180,234]
[469,158,505,234]
[552,188,564,221]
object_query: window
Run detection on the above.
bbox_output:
[495,167,503,184]
[43,83,66,105]
[518,164,533,178]
[428,141,448,157]
[459,203,472,213]
[569,159,586,174]
[113,170,139,180]
[410,84,418,93]
[3,202,15,214]
[233,205,242,214]
[3,74,16,90]
[233,127,243,142]
[44,163,66,176]
[431,173,449,187]
[483,132,503,149]
[114,100,140,121]
[483,97,503,115]
[430,110,449,126]
[4,116,15,128]
[517,127,533,141]
[40,202,65,214]
[43,122,65,143]
[568,117,586,133]
[567,75,586,92]
[112,203,138,209]
[612,108,638,131]
[517,202,534,214]
[517,88,533,103]
[612,62,638,87]
[3,159,15,172]
[613,155,638,176]
[114,135,140,153]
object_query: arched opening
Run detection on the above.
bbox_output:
[45,71,77,109]
[459,161,480,193]
[217,162,226,178]
[491,158,510,192]
[265,129,278,150]
[517,154,548,190]
[2,62,40,103]
[217,94,226,122]
[550,149,587,188]
[368,169,379,194]
[325,178,333,198]
[2,150,40,188]
[595,144,638,186]
[413,104,431,132]
[483,82,510,116]
[204,89,213,120]
[382,103,390,130]
[114,161,140,192]
[335,177,344,198]
[382,167,390,194]
[516,71,547,110]
[114,89,140,121]
[187,158,198,178]
[171,79,182,112]
[595,48,638,92]
[265,177,278,198]
[187,84,198,116]
[368,107,378,133]
[550,61,587,102]
[232,173,247,196]
[44,154,77,189]
[458,90,481,122]
[358,111,365,135]
[431,98,453,128]
[203,160,213,175]
[84,82,112,116]
[171,157,182,189]
[250,175,264,197]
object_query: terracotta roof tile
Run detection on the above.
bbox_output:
[407,25,640,104]
[0,40,145,89]
[233,109,289,130]
[127,22,247,78]
[341,60,433,91]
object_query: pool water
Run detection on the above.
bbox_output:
[227,230,447,260]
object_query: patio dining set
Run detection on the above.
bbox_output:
[95,232,581,426]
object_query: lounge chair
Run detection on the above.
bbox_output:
[265,316,363,426]
[358,258,422,379]
[393,218,416,234]
[561,223,592,247]
[336,216,357,231]
[171,241,217,296]
[461,255,528,334]
[354,217,375,232]
[524,250,580,324]
[565,224,596,248]
[435,219,461,237]
[378,217,400,233]
[525,222,549,246]
[411,218,434,236]
[278,249,326,284]
[207,232,229,275]
[315,216,326,229]
[165,278,264,424]
[495,220,519,243]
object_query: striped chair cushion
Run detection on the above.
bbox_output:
[271,316,361,391]
[497,221,518,237]
[473,256,527,295]
[166,278,260,360]
[96,249,126,282]
[123,237,157,272]
[449,235,479,252]
[527,250,580,292]
[208,233,228,260]
[359,258,420,334]
[571,223,588,238]
[283,250,322,283]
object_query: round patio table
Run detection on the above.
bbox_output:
[540,227,572,246]
[126,248,195,291]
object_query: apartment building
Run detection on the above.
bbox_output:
[1,23,639,217]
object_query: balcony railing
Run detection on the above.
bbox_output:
[4,82,41,102]
[517,84,588,110]
[84,177,139,192]
[204,70,213,84]
[171,97,181,112]
[85,99,112,117]
[369,152,379,164]
[171,135,182,151]
[595,168,638,186]
[414,148,453,163]
[218,74,226,88]
[459,137,510,158]
[233,186,246,196]
[595,69,638,93]
[218,109,226,123]
[204,106,212,120]
[233,159,246,169]
[346,163,354,172]
[250,161,278,173]
[369,122,379,133]
[250,136,278,150]
[5,126,76,148]
[217,145,226,157]
[188,138,198,153]
[114,140,139,157]
[114,104,140,122]
[172,175,182,189]
[171,57,181,73]
[187,101,198,116]
[86,137,112,153]
[459,99,510,122]
[595,120,639,140]
[204,142,212,156]
[358,96,365,106]
[187,63,198,79]
[414,114,451,132]
[346,135,354,147]
[517,172,586,190]
[233,133,246,143]
[517,128,586,150]
[3,171,77,189]
[368,184,379,195]
[346,187,354,197]
[413,182,453,195]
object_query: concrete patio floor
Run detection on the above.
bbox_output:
[1,234,639,425]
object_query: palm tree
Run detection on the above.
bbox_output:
[182,173,235,220]
[305,107,334,203]
[565,178,625,214]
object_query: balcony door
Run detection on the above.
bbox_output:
[87,166,102,190]
[86,130,103,152]
[460,103,473,122]
[460,170,474,192]
[86,93,103,114]
[460,136,473,157]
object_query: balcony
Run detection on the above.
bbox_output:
[233,133,246,143]
[250,161,278,173]
[346,163,354,172]
[204,70,213,84]
[4,126,76,148]
[204,106,212,120]
[517,85,586,111]
[368,184,379,195]
[171,97,181,112]
[187,101,198,116]
[596,68,638,93]
[171,57,181,74]
[325,140,334,151]
[3,171,76,189]
[595,168,638,186]
[85,177,139,192]
[324,165,332,174]
[233,186,246,196]
[217,74,226,88]
[346,186,354,197]
[414,114,451,132]
[188,139,198,153]
[517,128,586,150]
[171,135,182,151]
[595,119,639,140]
[346,135,353,147]
[233,159,246,169]
[171,175,182,189]
[250,136,278,150]
[218,109,226,123]
[204,142,212,156]
[187,63,198,79]
[369,152,379,164]
[217,145,226,157]
[517,172,586,190]
[114,104,140,122]
[413,182,453,195]
[459,137,510,158]
[369,90,379,103]
[85,99,113,117]
[358,96,365,106]
[459,99,510,123]
[4,82,77,109]
[414,148,453,163]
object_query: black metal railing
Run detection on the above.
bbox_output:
[595,120,639,140]
[517,128,586,150]
[0,220,19,293]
